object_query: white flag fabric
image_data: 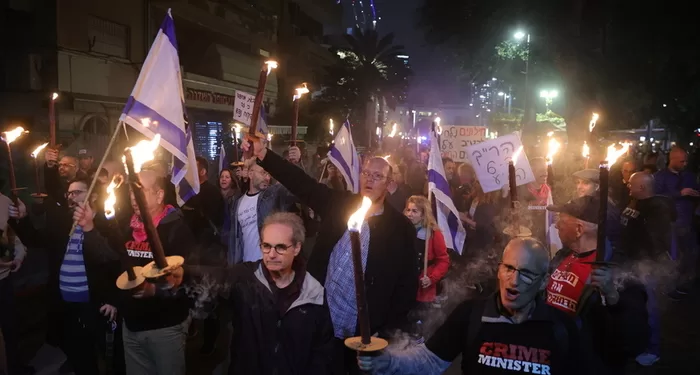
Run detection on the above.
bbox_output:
[218,141,226,174]
[119,9,199,206]
[327,120,360,193]
[428,131,467,253]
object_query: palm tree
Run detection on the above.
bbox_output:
[322,27,412,147]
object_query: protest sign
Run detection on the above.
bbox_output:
[465,133,535,193]
[439,126,487,162]
[233,91,255,125]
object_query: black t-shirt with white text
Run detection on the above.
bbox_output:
[426,296,584,375]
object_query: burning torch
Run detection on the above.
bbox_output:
[244,60,278,158]
[121,135,184,279]
[104,175,146,290]
[291,83,310,147]
[344,196,388,353]
[503,146,532,237]
[30,142,49,198]
[2,127,29,204]
[594,143,630,263]
[546,133,560,188]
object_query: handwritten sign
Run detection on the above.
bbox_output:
[233,91,256,125]
[440,126,487,162]
[465,133,535,193]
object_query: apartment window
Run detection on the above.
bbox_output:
[88,16,130,59]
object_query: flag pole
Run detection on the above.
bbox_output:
[423,192,433,279]
[68,121,123,236]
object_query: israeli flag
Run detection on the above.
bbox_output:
[327,120,360,193]
[119,9,199,206]
[427,130,466,253]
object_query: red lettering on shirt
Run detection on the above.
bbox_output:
[546,251,596,315]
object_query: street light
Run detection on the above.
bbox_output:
[539,89,558,109]
[498,92,512,114]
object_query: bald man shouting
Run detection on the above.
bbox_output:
[243,138,418,374]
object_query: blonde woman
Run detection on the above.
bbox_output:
[404,196,450,304]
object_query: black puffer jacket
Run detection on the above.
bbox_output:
[225,261,334,375]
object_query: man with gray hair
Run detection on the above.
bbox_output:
[215,212,333,374]
[358,237,587,375]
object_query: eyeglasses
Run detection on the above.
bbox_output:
[361,171,388,182]
[260,242,294,255]
[65,190,86,198]
[498,262,541,285]
[58,163,76,168]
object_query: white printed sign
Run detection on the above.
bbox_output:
[465,133,535,193]
[233,91,255,125]
[440,125,487,162]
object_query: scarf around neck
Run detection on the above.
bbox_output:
[527,183,551,206]
[130,205,175,242]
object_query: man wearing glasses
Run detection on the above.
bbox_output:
[214,212,333,374]
[357,238,587,374]
[242,138,417,375]
[547,196,649,373]
[9,177,121,374]
[227,158,297,264]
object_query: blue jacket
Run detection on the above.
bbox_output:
[653,168,698,227]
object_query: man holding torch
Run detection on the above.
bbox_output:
[242,136,418,374]
[546,196,650,373]
[75,167,196,375]
[9,177,122,374]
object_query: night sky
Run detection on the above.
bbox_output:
[341,0,454,105]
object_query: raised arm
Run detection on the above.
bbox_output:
[257,147,338,220]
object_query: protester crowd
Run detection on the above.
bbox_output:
[0,134,698,375]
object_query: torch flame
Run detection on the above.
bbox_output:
[547,131,554,137]
[123,134,161,174]
[347,196,373,232]
[30,142,49,158]
[512,145,524,164]
[51,92,59,100]
[267,132,273,142]
[382,155,391,161]
[265,60,278,75]
[582,141,590,158]
[104,175,123,220]
[546,137,561,165]
[388,123,397,137]
[589,113,599,133]
[605,143,630,166]
[293,83,310,101]
[2,126,28,144]
[141,118,151,128]
[329,119,334,135]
